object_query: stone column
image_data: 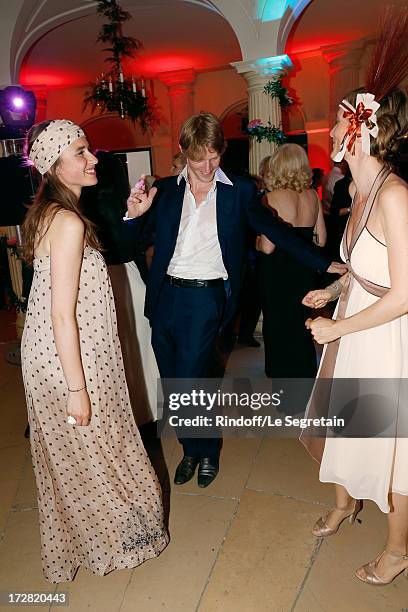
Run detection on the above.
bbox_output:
[158,68,196,154]
[321,41,365,128]
[232,55,293,175]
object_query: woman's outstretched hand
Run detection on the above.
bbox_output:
[305,317,339,344]
[126,175,157,219]
[302,289,332,309]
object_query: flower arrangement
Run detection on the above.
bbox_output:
[246,120,286,145]
[244,75,293,146]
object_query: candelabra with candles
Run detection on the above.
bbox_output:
[84,63,152,126]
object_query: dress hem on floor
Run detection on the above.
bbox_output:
[44,534,170,583]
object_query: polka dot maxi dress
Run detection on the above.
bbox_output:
[21,246,169,583]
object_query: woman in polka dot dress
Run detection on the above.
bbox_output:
[21,120,169,583]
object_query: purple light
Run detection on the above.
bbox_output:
[12,97,24,109]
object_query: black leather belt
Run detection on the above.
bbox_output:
[165,275,224,288]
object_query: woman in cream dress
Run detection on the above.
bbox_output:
[301,11,408,586]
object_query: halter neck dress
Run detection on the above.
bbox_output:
[301,168,408,512]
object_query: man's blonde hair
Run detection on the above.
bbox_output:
[179,112,226,159]
[264,143,312,192]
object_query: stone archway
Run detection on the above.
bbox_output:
[220,99,247,138]
[220,99,249,175]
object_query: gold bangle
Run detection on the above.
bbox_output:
[68,385,86,393]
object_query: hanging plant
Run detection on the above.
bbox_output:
[83,0,159,129]
[96,0,141,64]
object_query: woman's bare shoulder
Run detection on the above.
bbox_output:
[46,209,85,246]
[267,188,297,205]
[303,187,320,201]
[377,174,408,215]
[51,208,84,229]
[36,208,85,257]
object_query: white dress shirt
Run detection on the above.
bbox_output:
[166,166,231,280]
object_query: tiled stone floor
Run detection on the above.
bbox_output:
[0,328,407,611]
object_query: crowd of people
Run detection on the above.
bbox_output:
[17,8,408,590]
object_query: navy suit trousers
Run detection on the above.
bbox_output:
[151,280,224,459]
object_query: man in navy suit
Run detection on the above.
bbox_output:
[125,112,344,487]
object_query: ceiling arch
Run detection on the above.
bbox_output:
[286,0,408,54]
[12,1,96,83]
[12,0,241,84]
[12,0,315,87]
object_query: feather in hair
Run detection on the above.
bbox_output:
[365,5,408,101]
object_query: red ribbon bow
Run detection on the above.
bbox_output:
[342,102,374,154]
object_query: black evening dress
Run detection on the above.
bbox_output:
[258,226,318,378]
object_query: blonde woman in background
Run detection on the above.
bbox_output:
[170,151,186,176]
[257,143,326,378]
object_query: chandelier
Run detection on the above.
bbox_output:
[83,0,157,129]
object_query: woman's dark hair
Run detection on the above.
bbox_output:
[22,120,101,264]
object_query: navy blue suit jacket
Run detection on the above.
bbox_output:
[127,173,330,326]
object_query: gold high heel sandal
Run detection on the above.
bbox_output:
[355,550,408,586]
[312,500,363,537]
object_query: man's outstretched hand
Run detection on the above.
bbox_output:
[126,175,157,219]
[327,261,347,275]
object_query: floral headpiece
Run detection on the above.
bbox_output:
[332,93,380,162]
